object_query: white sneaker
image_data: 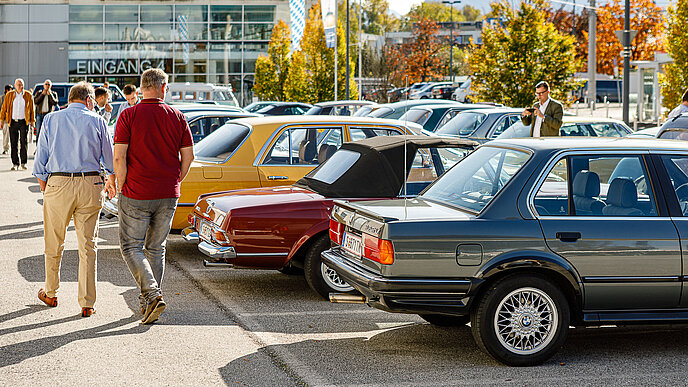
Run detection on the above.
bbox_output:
[10,165,17,171]
[20,164,27,170]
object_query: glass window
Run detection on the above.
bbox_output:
[70,24,103,41]
[369,107,393,118]
[534,158,569,216]
[138,24,174,41]
[661,156,688,215]
[209,43,242,73]
[173,74,207,83]
[244,5,276,22]
[176,23,207,41]
[105,24,138,41]
[244,23,274,40]
[195,123,250,162]
[105,5,138,23]
[349,127,402,142]
[421,146,530,213]
[243,43,268,73]
[175,5,208,23]
[140,5,173,23]
[590,123,623,137]
[174,42,207,74]
[436,109,459,130]
[490,115,519,138]
[435,111,487,137]
[264,128,343,165]
[210,5,243,23]
[660,130,688,141]
[497,121,530,139]
[310,149,361,184]
[435,147,471,172]
[400,109,432,126]
[138,43,174,73]
[188,116,229,143]
[560,123,592,137]
[568,155,657,216]
[210,23,242,40]
[70,5,103,23]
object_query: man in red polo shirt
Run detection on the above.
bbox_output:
[113,68,194,324]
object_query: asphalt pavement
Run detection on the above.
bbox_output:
[1,143,688,386]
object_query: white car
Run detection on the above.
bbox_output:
[165,82,239,107]
[452,78,472,102]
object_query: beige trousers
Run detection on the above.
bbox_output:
[43,175,104,308]
[2,123,8,152]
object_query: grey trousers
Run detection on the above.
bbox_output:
[118,194,178,307]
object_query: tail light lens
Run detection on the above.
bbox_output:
[329,219,342,245]
[188,213,195,227]
[363,233,394,265]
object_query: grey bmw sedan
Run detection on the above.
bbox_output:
[322,137,688,366]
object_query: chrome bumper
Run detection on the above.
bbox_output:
[102,197,118,217]
[181,227,199,243]
[198,241,237,260]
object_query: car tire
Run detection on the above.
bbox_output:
[278,265,304,275]
[419,314,470,327]
[304,235,355,299]
[470,274,570,366]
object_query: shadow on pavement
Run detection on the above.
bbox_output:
[0,220,43,233]
[0,305,45,325]
[0,314,147,368]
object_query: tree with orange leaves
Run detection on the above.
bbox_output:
[592,0,664,75]
[396,19,444,84]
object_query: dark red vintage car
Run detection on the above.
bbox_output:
[182,135,476,298]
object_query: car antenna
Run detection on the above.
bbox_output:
[404,76,409,221]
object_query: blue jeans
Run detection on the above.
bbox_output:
[118,194,178,307]
[35,113,47,141]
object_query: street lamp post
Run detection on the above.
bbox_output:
[346,0,350,99]
[442,0,461,82]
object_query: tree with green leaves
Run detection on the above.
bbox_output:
[362,0,399,34]
[468,0,581,107]
[660,0,688,114]
[285,2,358,103]
[253,20,291,101]
[401,3,482,30]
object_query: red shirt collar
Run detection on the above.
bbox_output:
[140,98,164,104]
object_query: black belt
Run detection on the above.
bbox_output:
[50,172,101,177]
[11,119,26,122]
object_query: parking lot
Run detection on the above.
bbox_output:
[2,149,688,386]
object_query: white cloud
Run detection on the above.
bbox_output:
[388,0,423,16]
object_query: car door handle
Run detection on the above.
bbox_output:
[268,175,289,180]
[556,232,581,242]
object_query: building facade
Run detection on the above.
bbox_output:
[0,1,290,105]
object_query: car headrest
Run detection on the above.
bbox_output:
[299,140,317,163]
[318,144,337,164]
[606,178,638,208]
[573,170,600,198]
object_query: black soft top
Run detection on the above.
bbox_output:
[295,135,477,198]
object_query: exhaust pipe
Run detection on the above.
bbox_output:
[329,293,366,304]
[203,260,234,268]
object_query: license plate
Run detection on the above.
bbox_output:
[341,232,362,257]
[200,222,212,241]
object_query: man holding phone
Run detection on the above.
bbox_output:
[521,81,563,137]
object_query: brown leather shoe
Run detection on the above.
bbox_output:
[38,289,57,307]
[81,308,95,317]
[142,296,166,324]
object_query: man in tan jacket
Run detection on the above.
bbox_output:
[0,78,35,170]
[521,81,563,137]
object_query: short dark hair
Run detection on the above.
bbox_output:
[4,85,12,92]
[682,89,688,103]
[535,81,550,91]
[122,84,137,96]
[94,87,110,99]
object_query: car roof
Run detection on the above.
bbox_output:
[252,101,312,107]
[460,107,522,115]
[407,103,474,111]
[487,137,688,152]
[382,99,463,109]
[314,100,376,107]
[230,114,422,127]
[174,103,245,112]
[184,111,260,120]
[561,116,626,124]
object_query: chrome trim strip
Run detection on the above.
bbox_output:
[178,202,195,207]
[582,276,680,283]
[236,252,289,257]
[196,123,253,165]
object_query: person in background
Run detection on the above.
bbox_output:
[0,78,35,170]
[668,89,688,120]
[94,87,113,124]
[114,69,194,324]
[32,81,116,317]
[521,81,563,137]
[113,84,139,124]
[34,79,59,142]
[1,85,12,155]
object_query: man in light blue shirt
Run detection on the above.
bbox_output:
[32,82,116,317]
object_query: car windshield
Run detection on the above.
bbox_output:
[421,146,530,213]
[245,102,270,112]
[399,109,432,126]
[435,111,487,137]
[194,123,251,162]
[369,106,394,118]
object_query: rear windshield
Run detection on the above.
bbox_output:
[435,111,487,137]
[309,149,361,184]
[399,109,432,126]
[194,123,250,162]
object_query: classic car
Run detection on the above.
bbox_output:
[400,104,496,133]
[367,99,465,120]
[431,107,524,141]
[252,102,313,116]
[657,113,688,139]
[322,137,688,366]
[104,115,423,229]
[181,136,476,298]
[497,116,633,139]
[305,100,377,116]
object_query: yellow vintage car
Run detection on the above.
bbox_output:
[105,115,421,229]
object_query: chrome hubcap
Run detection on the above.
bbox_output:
[494,287,558,355]
[320,263,354,292]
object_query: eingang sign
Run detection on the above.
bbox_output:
[70,59,167,75]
